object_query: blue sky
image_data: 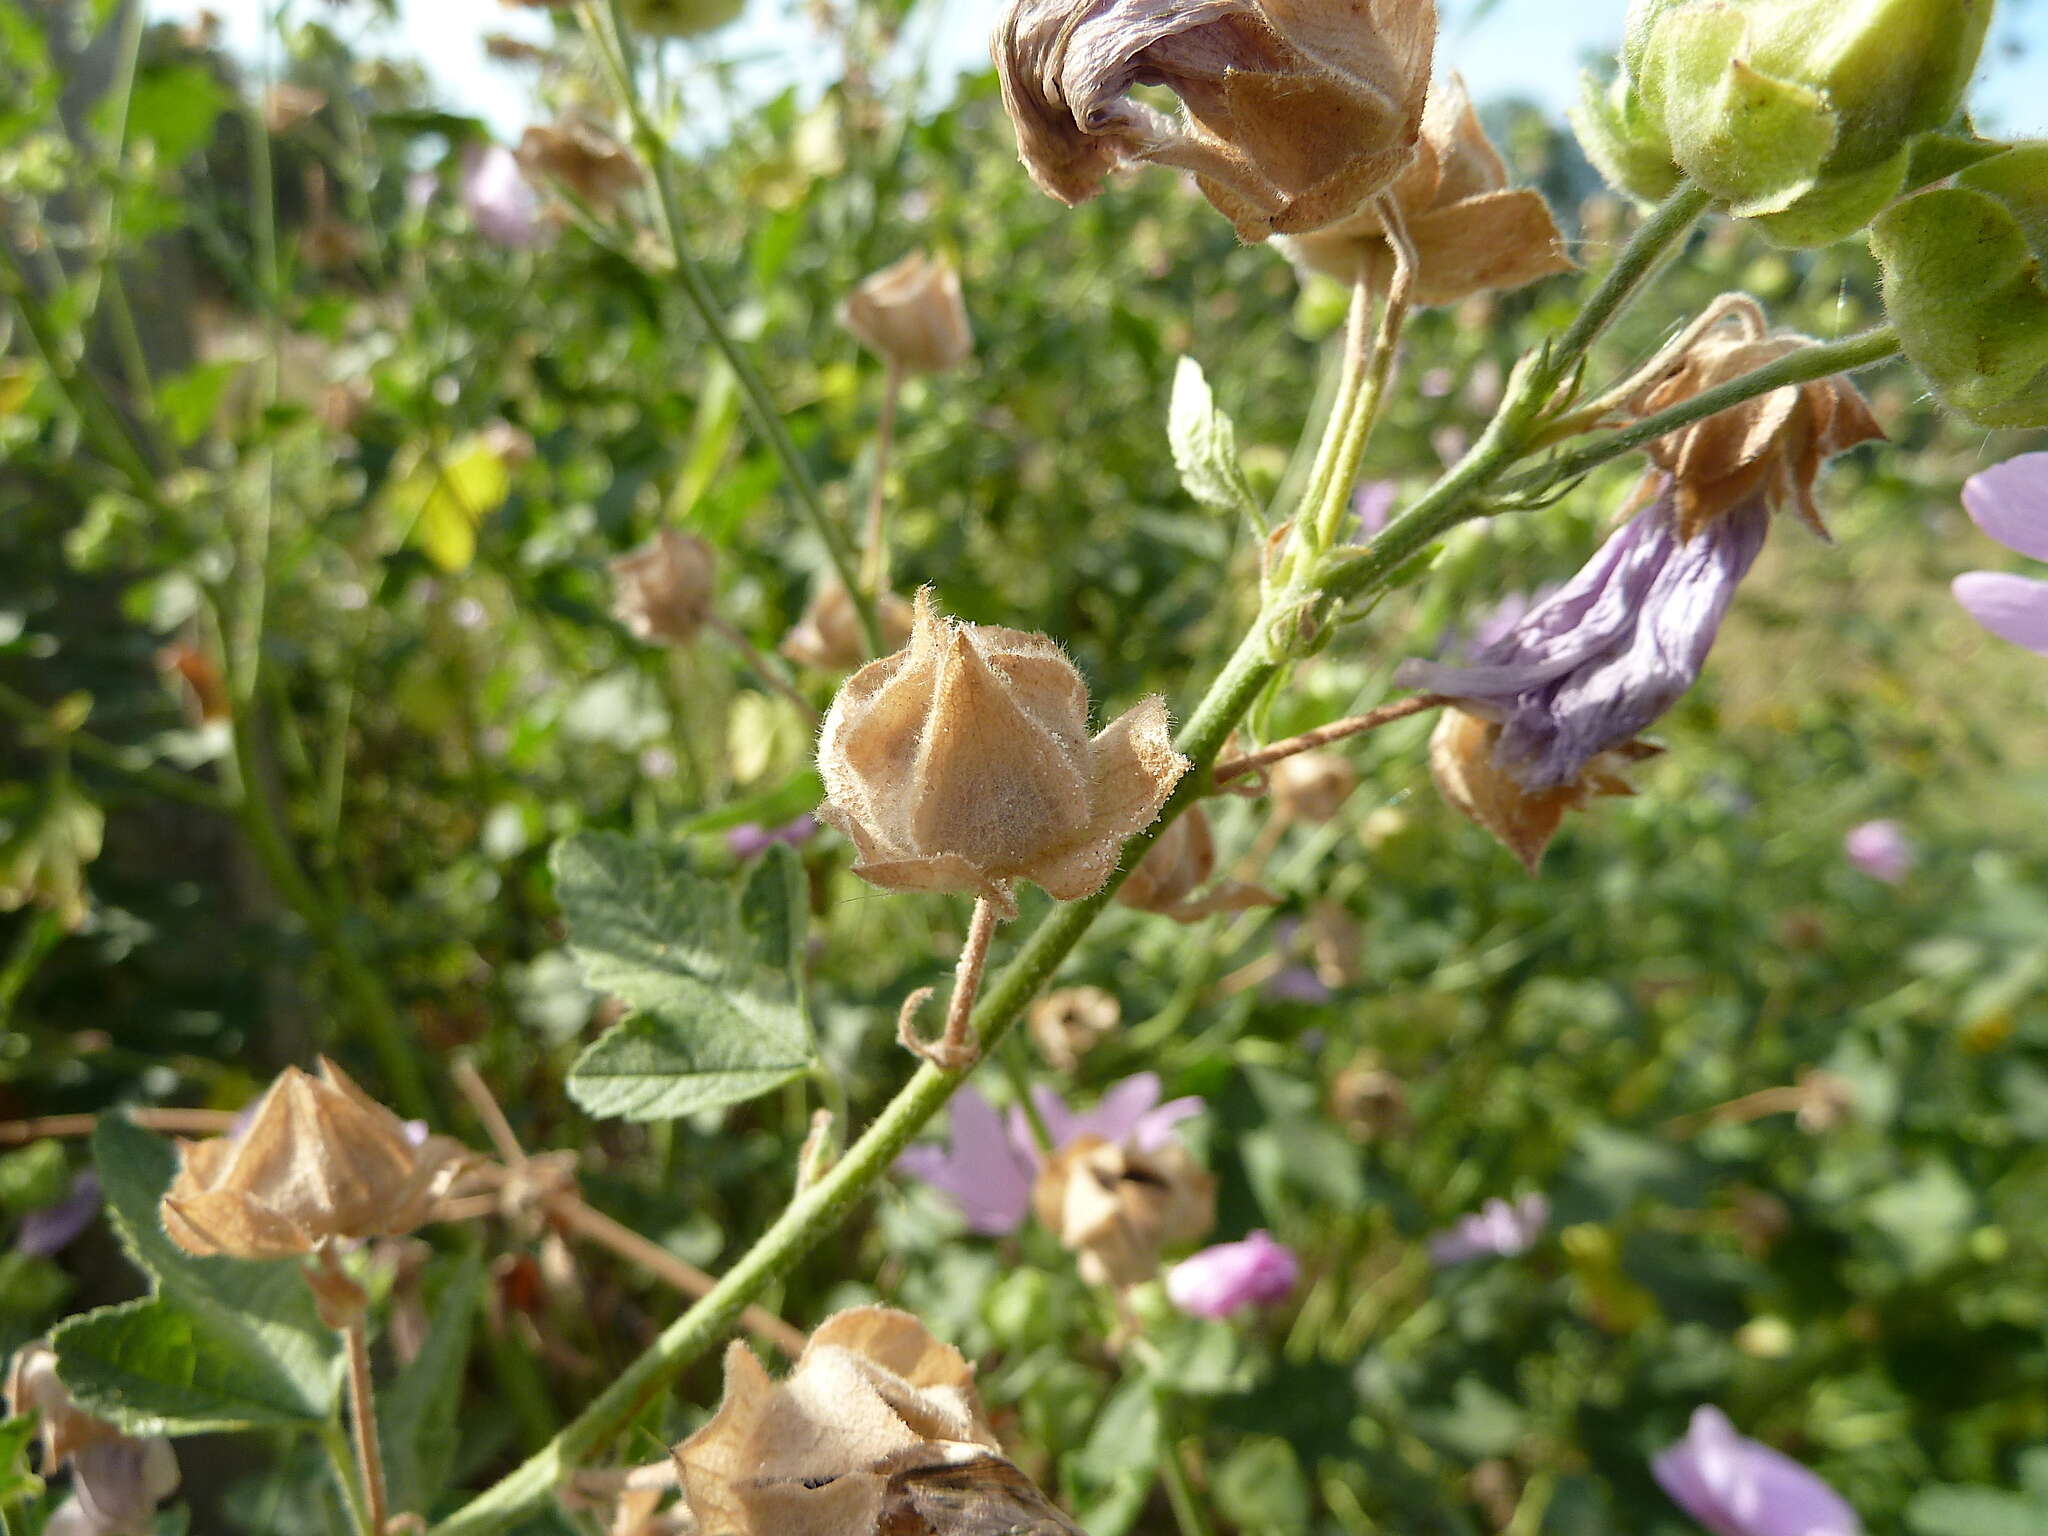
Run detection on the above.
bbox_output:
[168,0,2048,143]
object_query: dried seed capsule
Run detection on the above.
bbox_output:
[1026,985,1121,1072]
[817,592,1187,917]
[780,578,914,672]
[516,120,641,211]
[1031,1134,1216,1288]
[840,252,974,376]
[1268,750,1358,824]
[160,1059,469,1260]
[610,529,716,646]
[675,1306,1085,1536]
[1115,804,1274,923]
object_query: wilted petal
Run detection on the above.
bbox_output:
[1952,572,2048,654]
[1962,453,2048,560]
[1399,482,1769,791]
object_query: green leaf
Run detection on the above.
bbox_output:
[52,1296,332,1434]
[118,62,229,165]
[0,1139,67,1211]
[50,1116,339,1435]
[380,1248,485,1513]
[1167,357,1261,525]
[1907,1485,2048,1536]
[156,360,242,447]
[1214,1436,1311,1534]
[0,1413,41,1507]
[380,434,517,573]
[559,835,816,1121]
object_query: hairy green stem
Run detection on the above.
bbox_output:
[1544,181,1713,390]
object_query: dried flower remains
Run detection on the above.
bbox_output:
[817,591,1187,918]
[995,0,1437,239]
[611,529,717,646]
[1032,1133,1215,1287]
[840,252,974,376]
[675,1306,1085,1536]
[161,1059,468,1260]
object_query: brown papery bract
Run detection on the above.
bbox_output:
[8,1340,120,1468]
[1268,750,1358,823]
[1623,295,1885,540]
[1283,74,1573,304]
[1032,1134,1216,1288]
[994,0,1437,240]
[1026,985,1121,1072]
[816,590,1187,917]
[1427,708,1655,874]
[517,121,642,210]
[1115,803,1275,923]
[160,1059,469,1260]
[674,1306,1086,1536]
[840,253,974,376]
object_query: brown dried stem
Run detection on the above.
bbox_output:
[450,1059,807,1358]
[344,1311,390,1536]
[1212,695,1445,786]
[0,1108,241,1144]
[899,896,1002,1072]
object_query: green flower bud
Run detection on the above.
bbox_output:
[1871,143,2048,429]
[1573,0,1994,246]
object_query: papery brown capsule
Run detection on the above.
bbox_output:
[610,529,716,646]
[263,83,326,134]
[7,1340,119,1468]
[517,120,642,210]
[1031,1133,1216,1288]
[160,1059,468,1260]
[781,578,915,672]
[1026,985,1121,1072]
[1427,707,1654,874]
[1622,295,1884,539]
[817,591,1187,917]
[1268,750,1357,824]
[841,253,974,376]
[1283,75,1572,304]
[1115,804,1274,923]
[994,0,1437,240]
[675,1306,1084,1536]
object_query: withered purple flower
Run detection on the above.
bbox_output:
[1397,478,1769,795]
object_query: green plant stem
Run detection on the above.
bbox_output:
[0,681,232,813]
[429,162,1726,1536]
[1545,181,1713,390]
[221,716,435,1122]
[319,1420,372,1536]
[1500,325,1904,500]
[1158,1428,1218,1536]
[581,0,880,654]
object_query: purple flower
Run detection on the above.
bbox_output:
[1397,478,1769,792]
[898,1072,1202,1234]
[461,144,544,250]
[15,1170,100,1258]
[895,1086,1039,1235]
[1653,1406,1861,1536]
[1166,1230,1300,1318]
[1843,820,1913,884]
[1954,452,2048,655]
[1428,1193,1549,1268]
[726,814,820,860]
[1263,965,1332,1004]
[59,1438,181,1536]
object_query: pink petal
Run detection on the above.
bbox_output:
[1953,572,2048,654]
[1962,453,2048,561]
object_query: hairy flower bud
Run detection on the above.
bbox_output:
[676,1307,1085,1536]
[1575,0,1993,246]
[1115,804,1275,922]
[780,578,914,672]
[1872,144,2048,429]
[1033,1134,1216,1288]
[817,591,1188,917]
[1284,75,1572,304]
[1268,750,1357,824]
[1624,295,1883,538]
[161,1060,468,1260]
[841,252,974,376]
[1026,985,1121,1072]
[1424,708,1654,874]
[610,529,716,646]
[994,0,1437,240]
[516,120,641,210]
